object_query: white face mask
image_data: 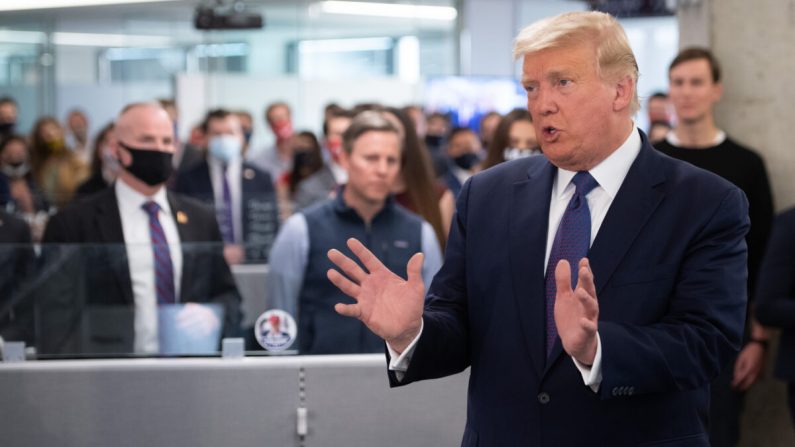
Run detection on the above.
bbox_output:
[1,161,30,179]
[503,147,542,161]
[208,135,242,163]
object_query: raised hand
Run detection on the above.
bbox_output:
[327,238,425,353]
[554,258,599,365]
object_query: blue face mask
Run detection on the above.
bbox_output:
[208,135,241,163]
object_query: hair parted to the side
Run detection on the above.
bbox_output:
[513,11,640,114]
[342,110,402,155]
[669,47,721,83]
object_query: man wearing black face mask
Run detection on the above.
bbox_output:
[444,127,483,197]
[39,102,241,356]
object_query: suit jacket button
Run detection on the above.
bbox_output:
[537,392,550,404]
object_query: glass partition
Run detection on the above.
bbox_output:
[0,237,303,359]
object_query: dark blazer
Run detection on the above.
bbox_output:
[390,131,749,446]
[38,186,241,355]
[0,210,35,343]
[173,159,279,262]
[755,207,795,380]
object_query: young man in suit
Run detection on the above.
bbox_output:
[327,11,749,446]
[40,102,241,356]
[174,109,279,264]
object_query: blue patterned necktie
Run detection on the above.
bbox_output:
[218,163,235,243]
[141,201,176,304]
[544,171,599,356]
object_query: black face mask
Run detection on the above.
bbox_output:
[453,152,481,170]
[424,134,444,149]
[0,121,15,136]
[118,141,174,186]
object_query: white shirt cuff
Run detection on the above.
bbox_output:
[386,320,424,382]
[572,332,602,393]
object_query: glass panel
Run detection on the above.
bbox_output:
[0,240,294,359]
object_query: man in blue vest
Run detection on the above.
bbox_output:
[266,110,442,354]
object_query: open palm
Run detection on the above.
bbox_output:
[554,258,599,365]
[327,238,425,352]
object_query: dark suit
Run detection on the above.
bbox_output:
[38,186,241,355]
[390,131,749,446]
[755,207,795,421]
[173,159,279,262]
[0,210,35,343]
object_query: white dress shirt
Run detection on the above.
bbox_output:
[208,155,243,243]
[116,179,183,354]
[389,124,642,392]
[328,160,348,185]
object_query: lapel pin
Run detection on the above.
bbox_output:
[177,211,188,224]
[244,168,255,180]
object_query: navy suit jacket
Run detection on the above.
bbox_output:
[38,187,242,355]
[174,159,279,262]
[389,131,749,446]
[754,207,795,381]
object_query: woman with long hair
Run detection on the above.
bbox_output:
[30,116,89,208]
[481,108,539,170]
[75,122,118,198]
[383,107,452,250]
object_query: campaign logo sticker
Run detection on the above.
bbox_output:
[255,309,296,351]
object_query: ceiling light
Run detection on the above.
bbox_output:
[52,32,172,47]
[311,1,458,21]
[0,0,176,12]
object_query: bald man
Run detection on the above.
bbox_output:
[39,102,241,356]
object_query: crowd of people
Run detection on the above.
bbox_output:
[0,37,793,444]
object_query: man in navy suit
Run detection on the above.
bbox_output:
[327,11,749,446]
[174,109,279,264]
[40,103,241,355]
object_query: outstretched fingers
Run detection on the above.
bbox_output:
[555,259,573,295]
[327,268,361,299]
[335,302,362,319]
[577,258,597,298]
[347,238,386,274]
[328,248,367,284]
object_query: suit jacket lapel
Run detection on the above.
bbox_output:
[94,187,134,305]
[510,160,556,378]
[588,139,666,296]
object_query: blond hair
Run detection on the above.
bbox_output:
[514,11,639,114]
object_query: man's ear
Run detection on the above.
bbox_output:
[113,140,131,168]
[712,81,723,103]
[613,75,635,113]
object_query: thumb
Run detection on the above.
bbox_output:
[555,259,573,295]
[406,252,425,288]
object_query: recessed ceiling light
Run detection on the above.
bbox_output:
[0,0,176,13]
[310,1,458,21]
